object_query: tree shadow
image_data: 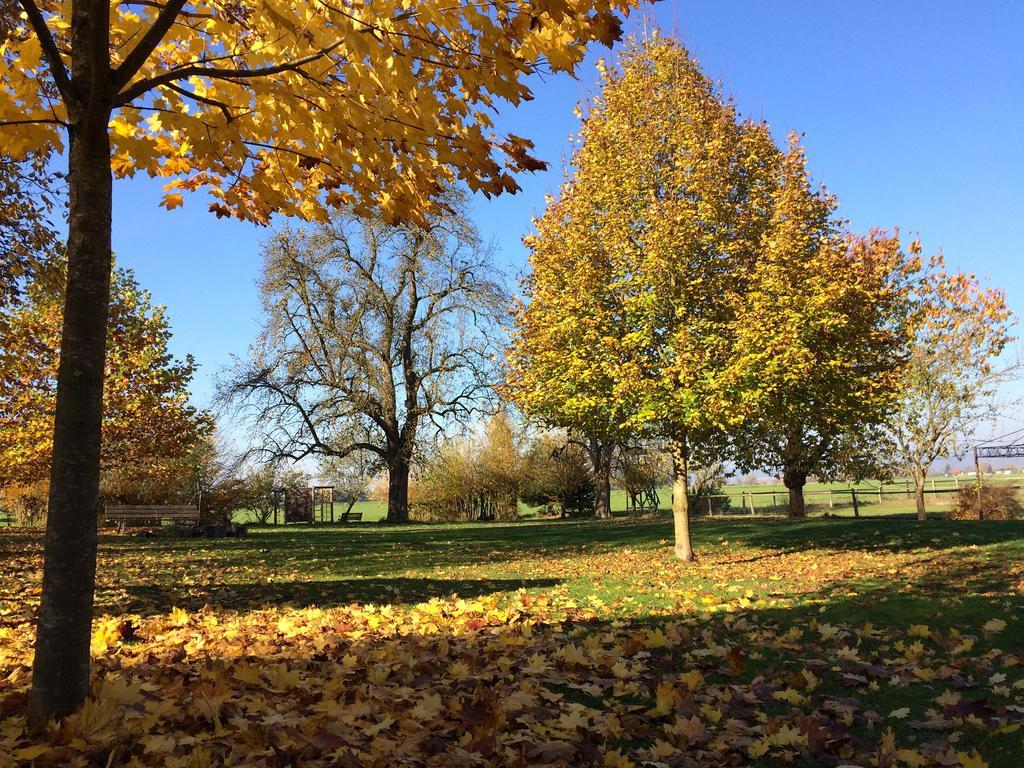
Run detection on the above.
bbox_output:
[97,576,563,617]
[692,516,1024,556]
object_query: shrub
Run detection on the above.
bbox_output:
[0,482,48,527]
[949,484,1022,520]
[410,413,525,522]
[521,437,596,518]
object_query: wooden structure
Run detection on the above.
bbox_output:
[312,486,335,523]
[271,485,347,524]
[625,486,660,516]
[341,510,364,523]
[105,504,200,532]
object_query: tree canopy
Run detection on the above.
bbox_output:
[727,143,918,517]
[0,253,211,500]
[2,0,635,224]
[881,247,1016,519]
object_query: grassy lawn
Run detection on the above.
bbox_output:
[1,517,1022,766]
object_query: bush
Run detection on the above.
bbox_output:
[410,413,524,522]
[521,437,596,518]
[0,482,48,526]
[949,484,1022,520]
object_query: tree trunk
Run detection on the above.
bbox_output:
[670,436,693,561]
[783,466,807,519]
[591,439,613,519]
[385,453,410,523]
[29,1,114,723]
[913,471,927,521]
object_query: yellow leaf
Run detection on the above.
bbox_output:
[982,618,1006,634]
[14,745,50,760]
[957,750,989,768]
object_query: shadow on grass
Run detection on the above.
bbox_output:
[99,576,563,616]
[693,516,1024,556]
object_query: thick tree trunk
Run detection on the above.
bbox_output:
[591,440,613,519]
[783,466,807,519]
[670,437,693,561]
[385,453,411,523]
[29,3,114,722]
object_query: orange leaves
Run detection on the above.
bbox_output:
[0,254,211,493]
[2,0,639,225]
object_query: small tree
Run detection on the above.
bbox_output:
[728,142,917,518]
[318,454,379,520]
[880,248,1016,519]
[223,198,507,523]
[0,253,211,500]
[615,442,670,514]
[411,412,524,521]
[521,434,597,518]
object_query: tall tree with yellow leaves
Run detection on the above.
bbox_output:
[728,140,918,518]
[1,0,637,720]
[0,253,211,501]
[507,34,778,560]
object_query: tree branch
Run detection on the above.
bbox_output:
[115,39,346,106]
[17,0,73,104]
[111,0,189,93]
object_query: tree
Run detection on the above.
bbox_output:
[243,462,314,524]
[222,199,507,523]
[317,454,379,520]
[728,141,917,518]
[880,248,1015,520]
[411,412,524,521]
[2,0,636,720]
[614,441,670,514]
[0,153,57,310]
[521,433,596,517]
[0,253,211,502]
[508,34,778,559]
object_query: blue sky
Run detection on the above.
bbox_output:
[107,1,1024,429]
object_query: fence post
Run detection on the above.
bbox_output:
[930,478,936,491]
[955,477,960,489]
[877,484,882,503]
[771,493,777,514]
[707,496,713,516]
[748,492,755,516]
[851,489,860,518]
[828,488,833,508]
[905,479,910,498]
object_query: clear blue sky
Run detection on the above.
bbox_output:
[107,1,1024,422]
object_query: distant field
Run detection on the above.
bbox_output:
[229,473,1024,525]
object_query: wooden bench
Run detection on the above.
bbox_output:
[340,511,363,523]
[105,505,200,531]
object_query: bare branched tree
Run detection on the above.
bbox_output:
[221,196,508,522]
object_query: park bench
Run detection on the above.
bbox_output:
[340,511,363,523]
[105,504,200,532]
